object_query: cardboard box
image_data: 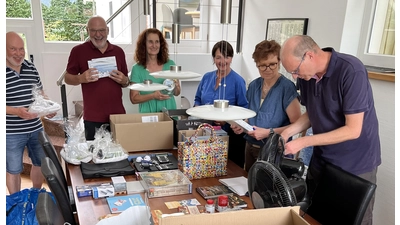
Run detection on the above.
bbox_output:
[159,206,310,225]
[76,185,92,198]
[110,113,173,152]
[163,109,212,146]
[92,184,115,199]
[111,176,127,194]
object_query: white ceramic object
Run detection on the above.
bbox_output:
[127,83,169,91]
[186,105,256,121]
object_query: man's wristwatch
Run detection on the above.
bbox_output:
[123,78,130,87]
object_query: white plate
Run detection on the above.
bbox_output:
[127,83,169,91]
[150,70,202,79]
[186,105,256,121]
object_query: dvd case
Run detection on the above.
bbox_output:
[196,185,234,199]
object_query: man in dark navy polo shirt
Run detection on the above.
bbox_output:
[280,35,381,225]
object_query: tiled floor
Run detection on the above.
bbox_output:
[6,174,49,195]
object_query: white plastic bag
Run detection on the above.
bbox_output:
[28,85,61,117]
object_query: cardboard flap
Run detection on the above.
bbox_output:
[159,206,310,225]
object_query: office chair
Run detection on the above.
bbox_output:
[38,130,75,207]
[306,162,377,225]
[161,4,174,38]
[173,7,199,39]
[36,192,65,225]
[41,157,77,225]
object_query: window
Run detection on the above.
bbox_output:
[38,0,131,42]
[154,0,241,54]
[358,0,395,69]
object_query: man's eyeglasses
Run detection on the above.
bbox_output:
[89,29,107,34]
[257,63,278,71]
[290,52,307,75]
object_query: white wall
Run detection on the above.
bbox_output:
[368,79,395,225]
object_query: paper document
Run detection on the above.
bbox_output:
[219,176,248,196]
[88,56,117,78]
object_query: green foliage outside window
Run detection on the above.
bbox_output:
[6,0,95,42]
[6,0,32,18]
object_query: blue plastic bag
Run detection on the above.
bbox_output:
[6,188,53,225]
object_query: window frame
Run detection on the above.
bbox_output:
[357,0,395,69]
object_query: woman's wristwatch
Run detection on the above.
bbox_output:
[269,128,274,134]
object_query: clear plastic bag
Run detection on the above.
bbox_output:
[60,119,91,165]
[90,125,128,164]
[28,85,61,117]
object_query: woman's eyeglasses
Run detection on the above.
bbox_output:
[257,63,278,71]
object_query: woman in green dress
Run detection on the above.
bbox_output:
[130,28,181,113]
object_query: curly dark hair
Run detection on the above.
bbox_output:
[252,40,281,63]
[134,28,169,67]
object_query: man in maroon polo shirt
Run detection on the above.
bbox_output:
[65,16,130,140]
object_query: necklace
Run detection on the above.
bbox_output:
[263,84,272,92]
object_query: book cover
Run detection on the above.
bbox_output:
[227,195,248,208]
[219,176,248,196]
[165,198,201,209]
[196,185,234,199]
[106,194,146,213]
[212,194,248,209]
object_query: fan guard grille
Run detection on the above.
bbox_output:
[248,160,297,208]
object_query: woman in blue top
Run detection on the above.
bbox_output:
[130,28,181,113]
[232,40,301,172]
[194,41,248,168]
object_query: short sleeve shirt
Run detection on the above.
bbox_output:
[298,48,381,175]
[130,60,177,113]
[66,41,128,122]
[245,75,299,146]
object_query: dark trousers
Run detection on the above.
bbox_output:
[226,128,246,169]
[83,120,111,141]
[244,142,261,172]
[307,163,377,225]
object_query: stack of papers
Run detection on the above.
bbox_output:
[219,176,248,196]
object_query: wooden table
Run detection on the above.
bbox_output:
[67,150,320,225]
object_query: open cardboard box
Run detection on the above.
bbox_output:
[159,206,310,225]
[110,113,173,152]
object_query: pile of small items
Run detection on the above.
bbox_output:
[60,121,128,165]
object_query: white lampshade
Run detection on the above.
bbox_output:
[149,70,201,80]
[127,83,169,91]
[186,102,256,121]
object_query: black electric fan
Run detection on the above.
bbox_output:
[248,132,307,209]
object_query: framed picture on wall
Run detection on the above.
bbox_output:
[265,18,309,45]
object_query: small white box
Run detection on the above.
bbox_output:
[111,176,127,194]
[92,184,115,199]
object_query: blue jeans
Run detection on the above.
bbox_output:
[298,128,314,166]
[6,128,45,174]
